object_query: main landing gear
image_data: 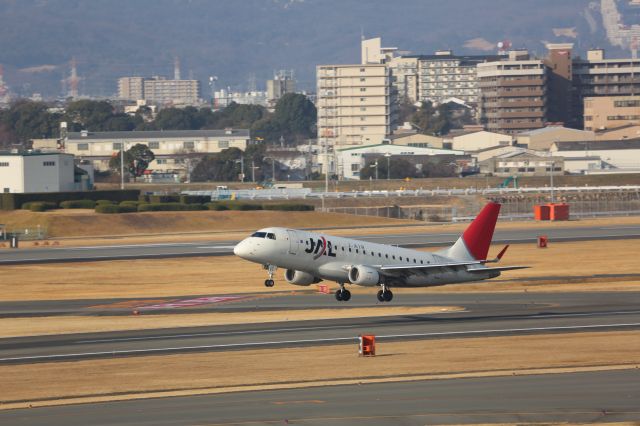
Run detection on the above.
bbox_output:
[377,284,393,302]
[263,264,277,287]
[335,283,351,302]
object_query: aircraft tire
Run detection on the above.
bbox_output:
[376,290,385,302]
[335,289,343,301]
[341,289,351,301]
[264,279,274,287]
[383,290,393,302]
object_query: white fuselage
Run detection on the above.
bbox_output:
[233,227,499,287]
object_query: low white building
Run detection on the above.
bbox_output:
[34,129,251,176]
[336,143,465,180]
[550,139,640,173]
[0,152,76,193]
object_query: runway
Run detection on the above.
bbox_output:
[2,291,640,364]
[1,369,639,425]
[1,223,640,264]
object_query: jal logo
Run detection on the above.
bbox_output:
[304,237,337,259]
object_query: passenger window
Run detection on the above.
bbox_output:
[399,256,402,261]
[349,248,352,252]
[385,254,389,258]
[378,253,381,257]
[420,260,424,264]
[414,259,416,263]
[392,256,396,260]
[356,249,359,254]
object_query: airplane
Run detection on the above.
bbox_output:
[233,202,528,302]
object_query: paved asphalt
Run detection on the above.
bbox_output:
[2,291,640,364]
[1,369,639,425]
[1,223,640,264]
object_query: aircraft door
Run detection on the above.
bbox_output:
[287,230,298,255]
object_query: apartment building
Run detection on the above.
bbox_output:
[414,51,503,106]
[477,55,548,135]
[388,57,419,103]
[118,77,145,101]
[584,95,640,131]
[118,76,201,105]
[266,70,296,107]
[317,64,396,148]
[572,49,640,125]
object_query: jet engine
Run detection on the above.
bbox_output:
[284,269,320,286]
[348,265,380,286]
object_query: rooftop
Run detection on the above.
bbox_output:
[67,129,250,141]
[552,138,640,151]
[518,126,593,136]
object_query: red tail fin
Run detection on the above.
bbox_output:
[462,202,501,260]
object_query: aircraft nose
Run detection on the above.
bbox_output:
[233,240,249,258]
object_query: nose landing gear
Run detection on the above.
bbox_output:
[377,284,393,302]
[263,264,277,287]
[335,283,351,302]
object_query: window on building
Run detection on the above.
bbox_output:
[183,141,195,150]
[156,159,167,164]
[360,68,366,72]
[77,143,89,151]
[113,143,123,150]
[3,188,9,193]
[351,163,360,172]
[148,142,160,149]
[43,161,56,167]
[360,88,366,92]
[0,162,9,167]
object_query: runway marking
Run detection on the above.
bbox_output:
[0,251,229,264]
[197,246,237,249]
[88,299,171,310]
[74,309,640,344]
[4,321,640,363]
[140,296,249,310]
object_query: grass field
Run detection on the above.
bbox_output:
[2,239,639,304]
[1,330,638,409]
[0,209,417,238]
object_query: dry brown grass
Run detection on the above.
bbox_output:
[0,209,413,238]
[0,306,461,338]
[1,239,639,303]
[1,331,638,409]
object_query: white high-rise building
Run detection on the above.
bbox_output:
[317,64,396,149]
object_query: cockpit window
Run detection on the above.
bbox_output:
[266,233,276,240]
[251,232,267,238]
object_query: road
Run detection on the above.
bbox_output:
[1,369,639,425]
[2,291,640,364]
[1,223,640,264]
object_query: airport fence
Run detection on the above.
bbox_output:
[0,226,48,241]
[326,197,640,223]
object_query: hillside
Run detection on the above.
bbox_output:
[0,0,617,98]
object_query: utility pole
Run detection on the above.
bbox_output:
[550,160,555,203]
[251,160,256,183]
[120,143,125,190]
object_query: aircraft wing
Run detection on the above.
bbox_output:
[378,260,483,271]
[467,266,530,273]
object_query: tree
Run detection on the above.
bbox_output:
[190,147,244,182]
[65,100,115,131]
[273,93,316,143]
[410,101,453,136]
[1,100,59,145]
[108,143,155,180]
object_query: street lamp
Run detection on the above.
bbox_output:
[384,152,392,180]
[371,160,379,180]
